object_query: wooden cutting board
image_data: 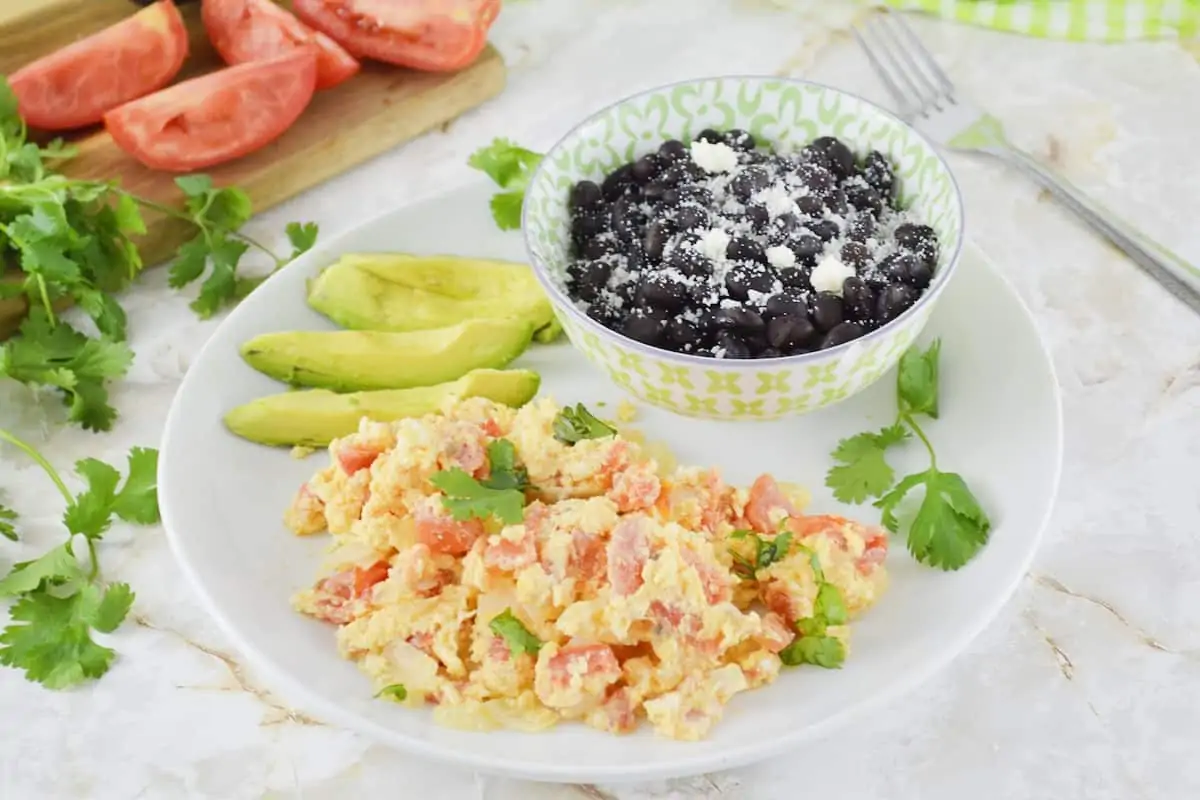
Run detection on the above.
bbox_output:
[0,0,506,338]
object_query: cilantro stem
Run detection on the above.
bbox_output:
[34,275,55,327]
[120,191,284,267]
[0,429,72,505]
[900,413,937,470]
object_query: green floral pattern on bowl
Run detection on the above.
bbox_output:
[523,77,964,421]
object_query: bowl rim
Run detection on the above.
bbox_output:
[520,74,966,368]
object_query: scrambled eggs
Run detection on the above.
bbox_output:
[284,396,889,740]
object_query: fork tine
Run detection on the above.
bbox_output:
[869,13,947,114]
[887,9,957,98]
[851,25,915,118]
[858,16,930,117]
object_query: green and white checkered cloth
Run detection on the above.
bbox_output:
[883,0,1200,40]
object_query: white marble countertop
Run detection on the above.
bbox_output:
[3,1,1200,798]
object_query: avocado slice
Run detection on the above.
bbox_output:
[306,254,561,342]
[239,318,535,392]
[224,369,541,448]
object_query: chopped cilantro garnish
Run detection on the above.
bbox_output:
[467,138,544,231]
[489,608,542,657]
[552,403,617,445]
[429,438,530,524]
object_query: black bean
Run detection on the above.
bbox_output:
[795,194,824,217]
[800,144,832,171]
[907,258,933,289]
[696,128,724,144]
[846,183,882,216]
[824,188,848,216]
[668,246,710,277]
[798,164,836,195]
[726,237,767,265]
[772,213,800,235]
[820,322,865,349]
[810,292,845,332]
[842,276,874,322]
[821,139,856,178]
[658,139,689,161]
[569,180,602,211]
[671,204,706,231]
[609,198,640,242]
[764,292,807,319]
[759,347,783,359]
[601,164,635,201]
[874,252,915,285]
[724,264,775,300]
[580,236,615,260]
[641,182,668,204]
[840,241,871,269]
[566,260,612,302]
[765,315,816,349]
[624,308,666,344]
[631,154,660,184]
[729,166,770,200]
[664,185,713,207]
[778,267,811,291]
[586,303,618,328]
[861,151,895,199]
[847,212,875,242]
[694,307,719,334]
[715,331,753,359]
[571,211,605,242]
[744,203,770,232]
[666,318,702,349]
[725,129,756,151]
[643,220,673,261]
[894,223,936,251]
[807,219,840,242]
[789,234,824,265]
[640,274,690,311]
[715,306,766,335]
[876,283,918,324]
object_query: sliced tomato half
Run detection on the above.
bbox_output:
[292,0,499,72]
[9,0,189,131]
[104,49,318,172]
[202,0,360,90]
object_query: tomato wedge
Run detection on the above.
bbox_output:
[292,0,500,72]
[104,49,318,172]
[9,0,189,131]
[202,0,361,90]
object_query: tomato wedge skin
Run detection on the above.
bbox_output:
[104,49,319,173]
[202,0,361,90]
[291,0,500,72]
[9,0,189,131]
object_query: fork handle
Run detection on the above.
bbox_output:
[988,144,1200,317]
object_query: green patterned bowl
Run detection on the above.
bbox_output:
[522,76,964,421]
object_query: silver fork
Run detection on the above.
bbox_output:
[854,9,1200,317]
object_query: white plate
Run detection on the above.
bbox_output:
[159,182,1063,784]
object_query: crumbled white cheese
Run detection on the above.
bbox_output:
[754,185,796,219]
[810,253,856,295]
[697,228,731,262]
[765,245,796,269]
[690,140,739,174]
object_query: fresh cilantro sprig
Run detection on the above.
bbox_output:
[728,529,793,580]
[0,503,16,542]
[778,549,848,669]
[0,429,159,689]
[467,138,544,230]
[552,403,617,445]
[824,340,991,570]
[489,608,542,657]
[429,439,531,524]
[0,75,318,430]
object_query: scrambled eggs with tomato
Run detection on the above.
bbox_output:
[284,397,888,740]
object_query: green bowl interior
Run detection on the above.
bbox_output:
[525,77,963,295]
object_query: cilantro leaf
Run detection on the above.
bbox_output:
[728,529,793,579]
[813,582,847,626]
[167,235,211,289]
[430,468,526,525]
[376,683,407,702]
[63,458,121,539]
[552,404,617,445]
[779,633,845,668]
[0,544,82,596]
[467,138,544,231]
[897,339,940,418]
[876,469,990,570]
[191,235,250,319]
[489,191,525,231]
[481,439,530,491]
[489,608,542,657]
[111,447,160,525]
[174,175,213,197]
[825,423,910,504]
[0,582,133,689]
[285,221,319,260]
[0,503,16,542]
